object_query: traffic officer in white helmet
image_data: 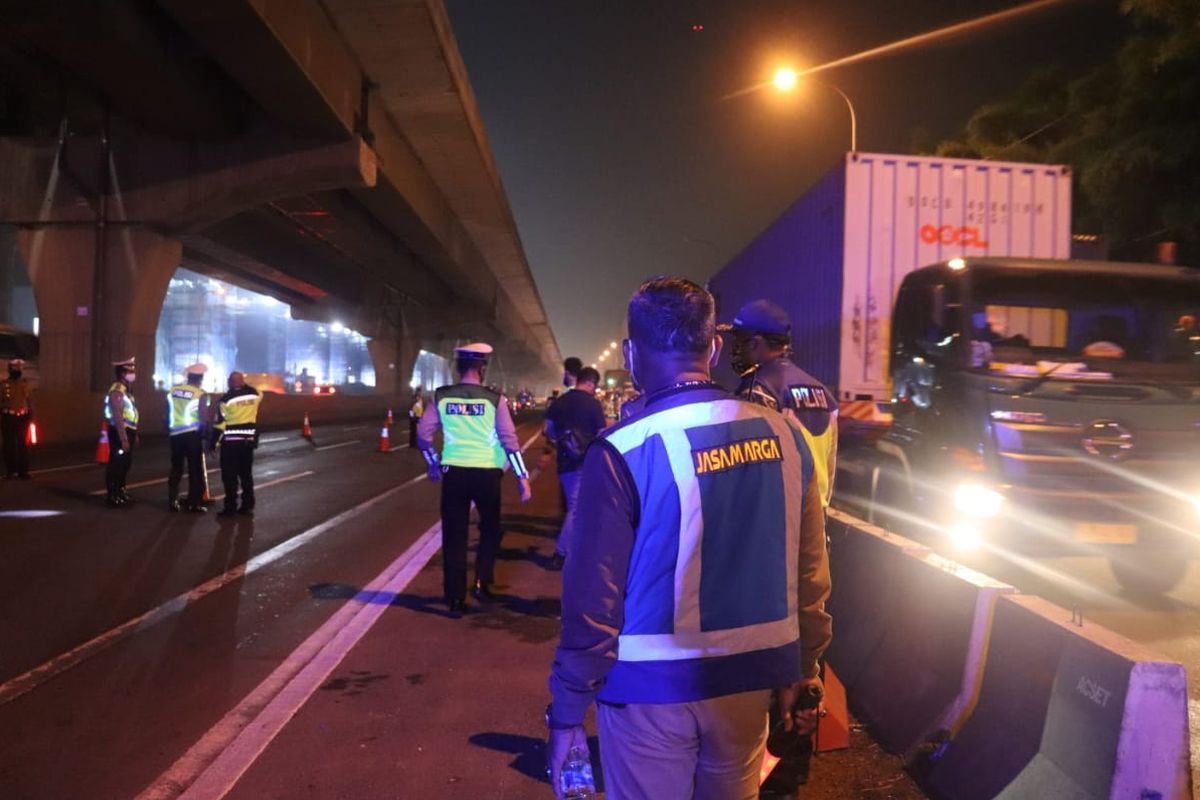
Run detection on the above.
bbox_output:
[166,363,211,512]
[417,342,532,615]
[104,356,139,507]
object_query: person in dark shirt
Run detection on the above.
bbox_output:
[544,366,607,566]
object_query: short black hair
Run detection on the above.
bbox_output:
[456,357,486,375]
[563,357,583,377]
[576,366,601,386]
[628,277,715,355]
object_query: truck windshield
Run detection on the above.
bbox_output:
[968,268,1200,380]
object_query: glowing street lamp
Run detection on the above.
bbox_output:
[773,67,858,152]
[609,341,618,349]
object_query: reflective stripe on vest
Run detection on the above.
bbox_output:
[104,382,139,429]
[219,392,261,441]
[602,398,813,664]
[168,384,205,435]
[437,389,504,469]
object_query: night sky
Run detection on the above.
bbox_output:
[445,0,1127,365]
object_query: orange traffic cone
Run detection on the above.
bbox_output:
[815,664,851,752]
[377,425,391,453]
[301,412,312,439]
[95,423,110,464]
[386,408,394,426]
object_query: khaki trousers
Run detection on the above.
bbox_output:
[596,690,770,800]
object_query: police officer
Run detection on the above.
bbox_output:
[214,371,262,518]
[166,363,210,512]
[547,279,831,798]
[1,358,34,479]
[408,389,424,449]
[721,299,838,507]
[417,343,532,615]
[105,357,140,507]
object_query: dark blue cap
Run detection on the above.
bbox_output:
[719,300,791,337]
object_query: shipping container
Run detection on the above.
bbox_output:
[708,152,1072,402]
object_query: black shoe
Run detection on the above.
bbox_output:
[105,494,126,508]
[217,508,238,518]
[447,599,468,617]
[119,492,135,505]
[549,553,565,571]
[187,504,208,514]
[169,499,182,512]
[237,507,254,517]
[472,579,496,602]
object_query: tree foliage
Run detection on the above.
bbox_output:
[934,0,1200,261]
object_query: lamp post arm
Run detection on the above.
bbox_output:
[823,83,858,152]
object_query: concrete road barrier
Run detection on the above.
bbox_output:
[824,509,929,694]
[924,594,1191,800]
[848,548,1015,758]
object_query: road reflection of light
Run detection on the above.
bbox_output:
[0,510,65,519]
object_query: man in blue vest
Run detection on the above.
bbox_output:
[546,278,832,799]
[418,343,532,615]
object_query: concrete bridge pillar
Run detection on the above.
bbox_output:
[19,227,180,391]
[367,335,420,396]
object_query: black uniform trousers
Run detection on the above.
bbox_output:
[105,426,138,496]
[408,415,419,448]
[1,413,30,476]
[168,430,206,505]
[220,440,255,512]
[440,466,503,602]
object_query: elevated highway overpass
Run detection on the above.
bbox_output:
[0,0,560,394]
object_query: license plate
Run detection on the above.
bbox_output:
[1074,522,1138,544]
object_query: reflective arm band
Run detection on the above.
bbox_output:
[421,449,440,468]
[507,450,529,480]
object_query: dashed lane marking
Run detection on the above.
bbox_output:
[209,470,314,502]
[88,468,220,496]
[313,440,361,452]
[0,471,430,707]
[137,429,543,800]
[30,462,95,475]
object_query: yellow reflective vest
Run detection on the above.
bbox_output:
[104,382,139,429]
[168,384,205,435]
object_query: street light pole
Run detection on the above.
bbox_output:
[773,68,858,152]
[822,82,858,152]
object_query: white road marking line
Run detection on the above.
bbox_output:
[314,440,360,452]
[209,470,314,502]
[136,427,542,799]
[139,519,444,800]
[30,462,95,475]
[88,468,220,497]
[258,436,288,444]
[0,471,429,707]
[341,425,366,431]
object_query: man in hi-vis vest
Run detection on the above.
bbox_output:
[417,343,531,616]
[546,278,831,799]
[214,371,261,518]
[166,363,211,513]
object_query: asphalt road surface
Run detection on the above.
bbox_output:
[0,416,924,799]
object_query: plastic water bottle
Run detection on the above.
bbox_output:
[559,746,596,799]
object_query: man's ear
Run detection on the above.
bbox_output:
[709,334,724,369]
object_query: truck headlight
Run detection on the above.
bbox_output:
[953,484,1004,519]
[948,523,983,551]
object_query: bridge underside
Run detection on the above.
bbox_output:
[0,0,560,392]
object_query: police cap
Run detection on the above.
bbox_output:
[112,356,136,368]
[185,362,208,376]
[7,358,24,369]
[454,342,493,362]
[717,300,791,337]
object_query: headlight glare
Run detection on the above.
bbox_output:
[953,484,1004,519]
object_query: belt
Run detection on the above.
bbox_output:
[1,409,29,415]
